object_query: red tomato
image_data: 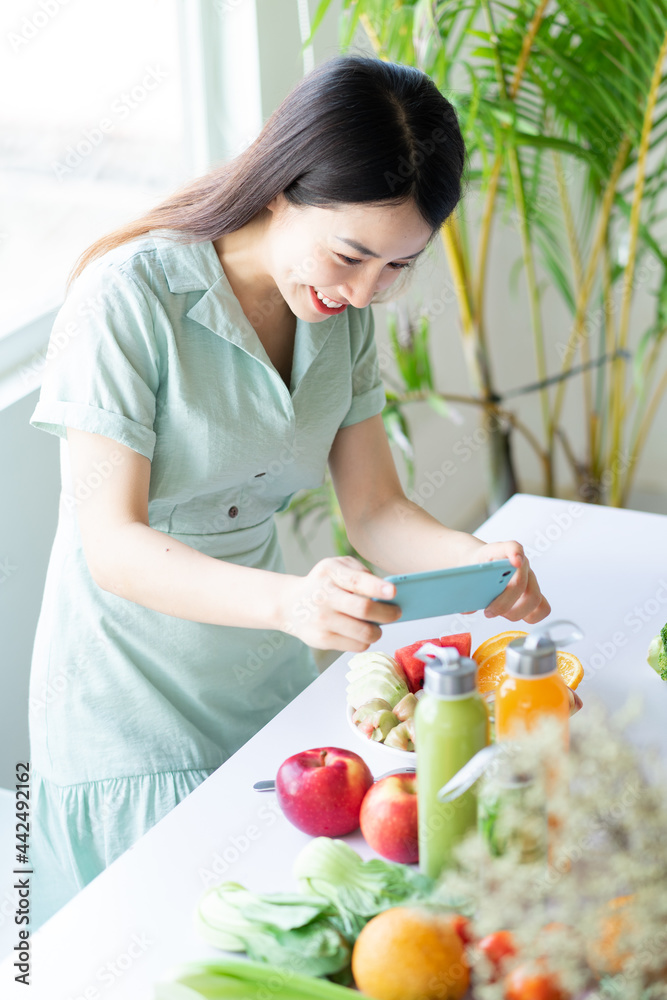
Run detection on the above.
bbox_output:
[504,961,567,1000]
[478,930,517,980]
[447,914,473,946]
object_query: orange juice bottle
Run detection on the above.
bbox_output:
[495,621,583,746]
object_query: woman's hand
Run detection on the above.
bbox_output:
[567,687,583,717]
[473,540,550,624]
[279,556,402,652]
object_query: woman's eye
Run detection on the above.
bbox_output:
[335,253,413,270]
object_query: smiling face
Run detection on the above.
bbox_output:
[264,195,434,322]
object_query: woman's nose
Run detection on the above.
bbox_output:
[342,268,395,308]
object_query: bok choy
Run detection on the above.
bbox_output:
[293,837,434,937]
[196,882,350,978]
[154,957,367,999]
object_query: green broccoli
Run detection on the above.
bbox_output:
[647,622,667,682]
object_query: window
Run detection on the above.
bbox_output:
[1,0,187,339]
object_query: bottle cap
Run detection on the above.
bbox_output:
[414,642,479,697]
[505,619,584,677]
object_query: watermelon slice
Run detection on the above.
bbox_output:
[395,633,472,693]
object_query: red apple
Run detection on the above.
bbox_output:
[275,746,374,836]
[359,772,419,863]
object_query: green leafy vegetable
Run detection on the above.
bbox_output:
[195,882,350,978]
[293,838,434,938]
[647,622,667,681]
[193,843,435,982]
[154,957,363,999]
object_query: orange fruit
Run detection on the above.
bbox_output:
[476,647,515,694]
[554,651,584,690]
[473,631,529,666]
[473,632,584,694]
[352,906,469,1000]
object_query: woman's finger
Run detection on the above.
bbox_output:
[332,586,402,626]
[567,687,583,716]
[329,561,395,602]
[483,558,530,618]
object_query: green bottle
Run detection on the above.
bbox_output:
[414,643,489,879]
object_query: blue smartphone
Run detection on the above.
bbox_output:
[372,559,514,622]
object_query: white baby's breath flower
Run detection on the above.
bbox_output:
[433,698,667,998]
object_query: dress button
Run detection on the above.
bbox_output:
[228,505,239,518]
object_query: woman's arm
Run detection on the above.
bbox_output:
[67,428,288,630]
[328,414,550,624]
[66,428,401,649]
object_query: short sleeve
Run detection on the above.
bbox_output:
[338,306,387,429]
[30,263,160,460]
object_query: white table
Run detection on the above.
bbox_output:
[4,494,667,1000]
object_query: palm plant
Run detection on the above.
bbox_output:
[285,0,667,559]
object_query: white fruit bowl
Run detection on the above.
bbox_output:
[346,704,417,763]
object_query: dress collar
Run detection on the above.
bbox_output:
[149,229,346,398]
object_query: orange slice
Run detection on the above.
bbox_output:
[472,631,528,666]
[477,649,584,694]
[476,648,513,694]
[474,632,585,694]
[554,650,584,690]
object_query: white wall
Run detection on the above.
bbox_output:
[0,391,60,788]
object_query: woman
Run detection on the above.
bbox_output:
[28,54,550,928]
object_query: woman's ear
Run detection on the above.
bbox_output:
[265,192,288,215]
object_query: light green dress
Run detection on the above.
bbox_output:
[28,230,386,928]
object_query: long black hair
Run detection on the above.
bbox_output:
[68,54,465,288]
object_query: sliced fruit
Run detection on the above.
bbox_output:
[346,652,409,710]
[472,631,529,666]
[553,651,584,690]
[393,692,418,722]
[476,648,512,694]
[473,632,584,694]
[395,633,472,693]
[383,721,414,752]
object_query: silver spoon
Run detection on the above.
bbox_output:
[253,765,416,792]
